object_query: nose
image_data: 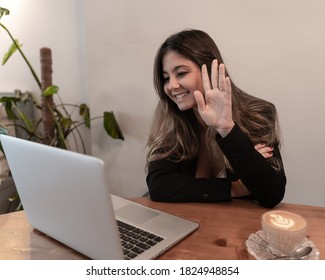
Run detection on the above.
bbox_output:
[167,76,180,92]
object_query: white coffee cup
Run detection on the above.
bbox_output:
[261,210,307,255]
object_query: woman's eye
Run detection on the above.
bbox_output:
[163,76,170,83]
[177,72,187,77]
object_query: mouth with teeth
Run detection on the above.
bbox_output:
[173,92,190,99]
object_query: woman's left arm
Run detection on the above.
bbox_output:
[194,59,286,207]
[216,124,286,208]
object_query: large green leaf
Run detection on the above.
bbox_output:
[103,111,124,140]
[59,116,73,130]
[0,7,10,20]
[42,85,59,97]
[0,96,34,131]
[0,96,21,120]
[2,39,22,65]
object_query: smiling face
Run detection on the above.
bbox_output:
[162,50,203,111]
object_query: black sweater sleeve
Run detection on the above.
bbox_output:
[146,124,286,208]
[146,158,231,203]
[216,124,286,208]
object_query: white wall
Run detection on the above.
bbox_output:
[83,0,325,206]
[1,0,324,206]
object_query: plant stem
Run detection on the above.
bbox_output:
[40,47,55,145]
[0,22,42,89]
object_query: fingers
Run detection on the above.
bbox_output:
[194,90,206,112]
[255,143,274,159]
[255,143,265,150]
[218,63,226,91]
[225,77,232,94]
[201,64,212,92]
[202,60,227,91]
[211,60,219,89]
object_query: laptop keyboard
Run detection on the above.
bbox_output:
[117,220,164,260]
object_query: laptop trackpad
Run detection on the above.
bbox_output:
[115,204,160,224]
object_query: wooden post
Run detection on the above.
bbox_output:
[40,47,55,145]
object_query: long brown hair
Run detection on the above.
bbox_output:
[146,29,281,170]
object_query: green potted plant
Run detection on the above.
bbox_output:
[0,7,124,212]
[0,7,124,150]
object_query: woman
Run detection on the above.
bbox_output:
[145,29,286,208]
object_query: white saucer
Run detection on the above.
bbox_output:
[246,230,320,260]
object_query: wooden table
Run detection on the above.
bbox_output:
[0,197,324,260]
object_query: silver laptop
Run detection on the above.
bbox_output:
[0,134,198,260]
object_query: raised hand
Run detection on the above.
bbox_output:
[194,59,235,137]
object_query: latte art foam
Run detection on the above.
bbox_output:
[269,214,295,229]
[262,210,306,231]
